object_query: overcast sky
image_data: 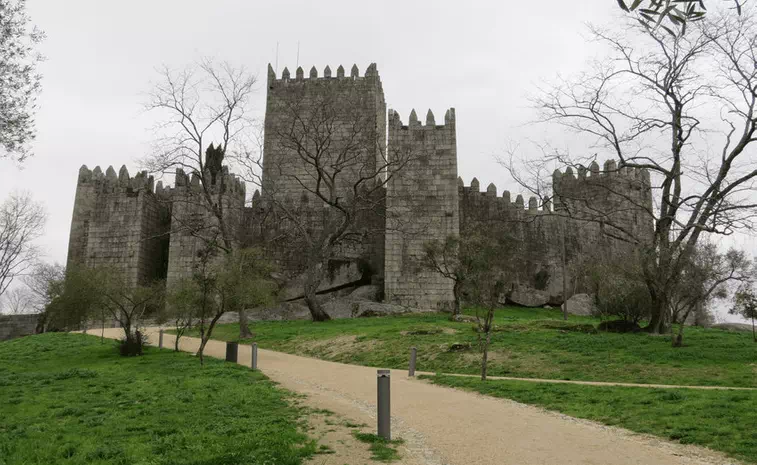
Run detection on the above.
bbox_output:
[1,0,751,321]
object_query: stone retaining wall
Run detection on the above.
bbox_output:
[0,314,40,341]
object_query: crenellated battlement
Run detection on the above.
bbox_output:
[458,176,551,214]
[77,164,155,193]
[165,166,246,199]
[552,159,651,188]
[267,63,380,86]
[388,108,455,130]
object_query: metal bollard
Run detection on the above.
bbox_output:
[377,369,391,440]
[158,330,164,349]
[408,347,417,377]
[225,341,239,363]
[251,343,258,370]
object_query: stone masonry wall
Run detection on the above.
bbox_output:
[263,63,386,201]
[459,179,569,300]
[0,314,40,341]
[258,63,387,280]
[66,165,169,287]
[384,108,459,310]
[458,160,653,303]
[163,168,246,290]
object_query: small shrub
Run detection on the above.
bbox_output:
[118,332,145,357]
[593,277,652,324]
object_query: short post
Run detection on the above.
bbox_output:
[251,343,258,370]
[158,329,164,349]
[377,369,391,440]
[408,347,417,377]
[225,341,239,363]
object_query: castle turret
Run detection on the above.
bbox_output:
[66,165,169,287]
[384,108,459,311]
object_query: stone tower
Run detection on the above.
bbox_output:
[384,109,459,310]
[259,63,388,279]
[66,165,169,287]
[262,63,387,201]
[163,167,246,290]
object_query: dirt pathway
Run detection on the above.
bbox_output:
[92,328,741,465]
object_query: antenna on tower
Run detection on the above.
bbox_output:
[296,41,300,69]
[275,42,279,72]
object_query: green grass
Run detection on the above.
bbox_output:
[183,307,757,387]
[0,333,315,465]
[422,374,757,464]
[352,433,404,462]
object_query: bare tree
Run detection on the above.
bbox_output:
[0,192,45,299]
[511,10,757,334]
[254,89,413,321]
[0,0,44,162]
[1,287,32,314]
[143,59,258,338]
[422,236,467,319]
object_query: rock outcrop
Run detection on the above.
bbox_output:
[508,287,550,308]
[563,293,596,316]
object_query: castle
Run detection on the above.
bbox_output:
[66,63,653,312]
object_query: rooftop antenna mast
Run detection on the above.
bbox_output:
[275,41,279,72]
[296,41,300,69]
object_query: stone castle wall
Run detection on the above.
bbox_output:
[458,160,653,303]
[0,313,40,341]
[67,165,169,287]
[162,168,246,289]
[459,179,568,300]
[65,62,654,315]
[384,109,459,310]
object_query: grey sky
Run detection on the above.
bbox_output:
[1,0,749,321]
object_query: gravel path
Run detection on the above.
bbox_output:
[93,327,742,465]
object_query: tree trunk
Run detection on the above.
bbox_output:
[560,219,568,321]
[238,310,253,339]
[672,323,684,347]
[752,315,755,343]
[480,306,495,381]
[645,298,669,334]
[175,335,181,352]
[452,280,462,318]
[304,292,331,321]
[304,265,331,322]
[197,338,207,366]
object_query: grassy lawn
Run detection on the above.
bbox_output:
[422,374,757,464]
[185,307,757,387]
[0,333,315,465]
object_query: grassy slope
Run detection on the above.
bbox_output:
[423,374,757,464]
[0,333,314,465]
[189,307,757,387]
